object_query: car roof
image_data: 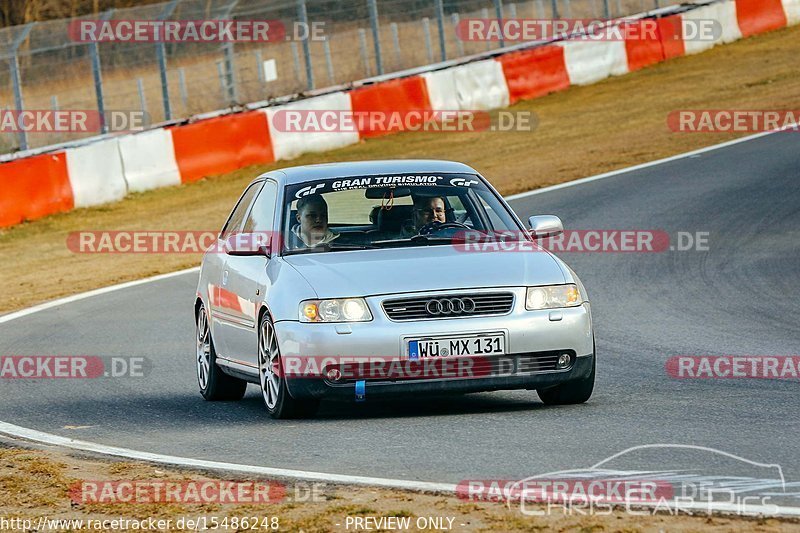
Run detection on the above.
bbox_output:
[258,160,479,186]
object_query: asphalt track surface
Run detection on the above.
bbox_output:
[1,132,798,502]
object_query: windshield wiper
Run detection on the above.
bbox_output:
[283,243,378,256]
[328,243,379,250]
[408,235,458,244]
[367,236,460,247]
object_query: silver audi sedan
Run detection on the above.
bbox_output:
[195,160,595,418]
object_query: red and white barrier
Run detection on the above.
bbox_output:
[1,1,798,228]
[422,68,460,111]
[0,152,72,227]
[656,15,686,60]
[784,0,800,25]
[169,111,273,184]
[264,92,359,161]
[452,59,510,111]
[423,59,510,111]
[497,46,570,104]
[118,129,181,193]
[735,0,788,36]
[683,0,742,54]
[718,0,745,42]
[350,76,432,137]
[623,20,666,72]
[560,40,628,85]
[65,138,127,208]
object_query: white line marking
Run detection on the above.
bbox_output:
[0,267,199,324]
[1,421,799,516]
[1,128,799,517]
[0,421,453,492]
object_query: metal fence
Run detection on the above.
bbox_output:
[0,0,681,153]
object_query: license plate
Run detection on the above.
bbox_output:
[408,333,505,360]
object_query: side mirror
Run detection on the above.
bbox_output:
[528,215,563,238]
[224,233,272,257]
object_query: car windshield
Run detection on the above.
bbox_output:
[281,173,526,255]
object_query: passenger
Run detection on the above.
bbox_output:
[291,194,339,248]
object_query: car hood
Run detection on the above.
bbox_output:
[283,245,566,298]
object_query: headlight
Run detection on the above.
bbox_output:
[300,298,373,322]
[525,284,582,310]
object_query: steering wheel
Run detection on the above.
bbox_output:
[417,220,470,236]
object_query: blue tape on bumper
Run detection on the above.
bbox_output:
[355,380,366,402]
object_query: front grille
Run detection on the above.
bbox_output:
[382,292,514,321]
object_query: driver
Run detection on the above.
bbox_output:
[400,195,447,237]
[291,194,339,248]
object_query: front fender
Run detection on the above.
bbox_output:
[263,258,318,322]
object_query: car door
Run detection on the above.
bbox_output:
[209,182,262,360]
[220,179,279,368]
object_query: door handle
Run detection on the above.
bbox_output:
[222,270,229,285]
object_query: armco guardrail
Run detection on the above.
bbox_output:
[0,0,796,228]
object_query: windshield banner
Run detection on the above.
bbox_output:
[289,173,487,199]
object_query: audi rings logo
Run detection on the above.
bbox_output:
[425,297,476,316]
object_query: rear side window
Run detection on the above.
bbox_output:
[221,183,261,239]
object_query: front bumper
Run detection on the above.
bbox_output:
[274,288,593,400]
[286,353,594,400]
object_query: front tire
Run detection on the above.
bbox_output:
[258,313,319,419]
[537,342,596,405]
[196,303,247,401]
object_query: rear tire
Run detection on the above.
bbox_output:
[538,342,595,406]
[196,303,247,401]
[258,313,320,419]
